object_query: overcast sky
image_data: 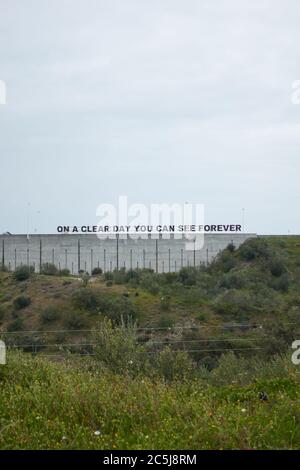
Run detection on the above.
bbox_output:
[0,0,299,234]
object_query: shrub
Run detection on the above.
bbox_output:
[179,267,197,286]
[104,272,113,281]
[81,273,90,287]
[269,258,287,277]
[40,305,61,323]
[159,295,171,311]
[214,251,237,273]
[59,268,70,276]
[140,273,160,295]
[150,347,195,381]
[219,272,245,289]
[156,314,174,329]
[92,267,103,276]
[239,238,270,261]
[125,269,140,284]
[101,296,137,324]
[7,318,24,331]
[161,272,179,284]
[64,311,88,329]
[213,289,254,318]
[13,295,31,310]
[72,288,98,312]
[112,268,127,284]
[106,280,113,287]
[41,263,58,276]
[271,273,289,293]
[93,318,146,375]
[13,266,34,281]
[227,242,236,253]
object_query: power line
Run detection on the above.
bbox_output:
[2,322,300,335]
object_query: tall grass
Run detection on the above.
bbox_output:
[0,351,300,449]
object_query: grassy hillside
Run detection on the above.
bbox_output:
[0,235,300,362]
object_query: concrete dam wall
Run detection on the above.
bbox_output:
[0,233,256,274]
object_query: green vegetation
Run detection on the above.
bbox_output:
[0,236,300,449]
[92,267,103,276]
[13,295,31,310]
[12,265,34,281]
[0,349,299,449]
[41,263,58,276]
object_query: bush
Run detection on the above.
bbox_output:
[239,238,270,261]
[40,305,61,323]
[13,266,34,281]
[140,272,160,295]
[219,272,245,289]
[72,288,99,312]
[159,295,171,311]
[213,289,254,318]
[64,311,88,329]
[227,242,236,253]
[81,273,90,287]
[179,267,197,286]
[59,268,70,276]
[213,251,237,273]
[156,314,174,329]
[111,268,127,284]
[92,267,103,276]
[271,274,289,293]
[101,296,137,324]
[161,272,179,284]
[104,272,113,281]
[125,269,140,284]
[41,263,58,276]
[150,347,195,381]
[269,258,287,277]
[13,295,31,310]
[93,318,146,375]
[7,318,24,331]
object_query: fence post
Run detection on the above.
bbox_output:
[39,239,42,273]
[1,239,4,270]
[116,235,119,270]
[0,340,6,365]
[78,239,81,273]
